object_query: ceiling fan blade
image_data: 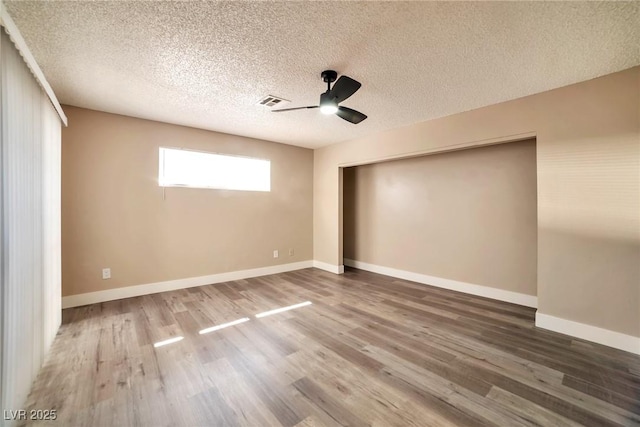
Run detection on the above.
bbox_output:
[329,76,361,103]
[336,106,367,124]
[272,106,319,112]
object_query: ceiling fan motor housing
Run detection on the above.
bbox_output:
[320,91,338,108]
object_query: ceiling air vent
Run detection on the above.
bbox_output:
[256,95,290,108]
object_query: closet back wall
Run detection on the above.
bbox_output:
[61,106,313,298]
[343,139,537,297]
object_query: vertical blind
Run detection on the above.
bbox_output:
[0,28,62,418]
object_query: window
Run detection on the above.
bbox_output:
[158,147,270,192]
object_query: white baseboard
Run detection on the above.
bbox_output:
[535,313,640,355]
[343,258,538,308]
[312,260,344,274]
[62,260,314,308]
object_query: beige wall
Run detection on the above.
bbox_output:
[62,106,313,297]
[343,140,537,296]
[315,67,640,337]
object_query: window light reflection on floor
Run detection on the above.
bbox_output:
[153,336,184,348]
[199,317,251,335]
[255,301,312,318]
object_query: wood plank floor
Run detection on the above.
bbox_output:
[22,267,640,426]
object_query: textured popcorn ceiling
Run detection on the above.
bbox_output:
[5,1,639,149]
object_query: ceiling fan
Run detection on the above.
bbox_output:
[272,70,367,124]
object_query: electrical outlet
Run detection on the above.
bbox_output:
[273,250,279,258]
[289,248,294,256]
[102,268,111,280]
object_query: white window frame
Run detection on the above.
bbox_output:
[158,147,271,192]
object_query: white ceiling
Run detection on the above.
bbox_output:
[5,1,639,149]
